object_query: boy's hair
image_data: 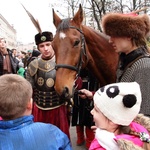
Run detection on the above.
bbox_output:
[0,74,33,120]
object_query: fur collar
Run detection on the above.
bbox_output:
[117,114,150,150]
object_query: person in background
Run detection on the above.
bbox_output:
[12,48,19,62]
[26,31,70,139]
[0,38,18,75]
[12,48,19,71]
[17,61,25,78]
[16,53,23,62]
[89,82,150,150]
[72,68,99,149]
[101,12,150,117]
[26,49,41,67]
[0,74,72,150]
[23,50,32,68]
[27,50,33,56]
[21,51,27,68]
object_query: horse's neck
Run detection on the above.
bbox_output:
[82,25,119,85]
[82,25,111,52]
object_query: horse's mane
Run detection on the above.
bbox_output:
[82,25,109,41]
[56,18,109,42]
[57,18,70,32]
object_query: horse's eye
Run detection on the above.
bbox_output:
[73,40,80,47]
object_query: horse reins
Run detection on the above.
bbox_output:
[55,26,87,78]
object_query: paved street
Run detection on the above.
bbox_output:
[70,126,87,150]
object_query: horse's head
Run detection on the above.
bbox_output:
[52,4,86,99]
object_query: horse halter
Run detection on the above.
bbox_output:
[55,26,87,77]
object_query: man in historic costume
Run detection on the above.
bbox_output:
[101,11,150,117]
[22,4,70,138]
[72,68,99,149]
[26,31,70,139]
[0,38,18,75]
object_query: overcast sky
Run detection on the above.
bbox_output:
[0,0,64,44]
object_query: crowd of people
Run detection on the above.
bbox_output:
[0,8,150,150]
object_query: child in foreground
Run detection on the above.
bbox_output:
[0,74,72,150]
[87,82,150,150]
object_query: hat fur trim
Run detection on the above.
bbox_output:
[117,139,144,150]
[102,13,150,38]
[134,114,150,133]
[35,31,53,45]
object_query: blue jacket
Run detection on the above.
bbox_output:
[0,115,72,150]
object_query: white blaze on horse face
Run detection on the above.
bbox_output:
[59,32,66,39]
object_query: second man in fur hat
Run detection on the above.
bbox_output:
[101,12,150,117]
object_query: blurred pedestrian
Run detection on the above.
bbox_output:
[17,61,25,78]
[0,38,18,75]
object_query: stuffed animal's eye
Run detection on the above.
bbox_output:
[106,86,119,98]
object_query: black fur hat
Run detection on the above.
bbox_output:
[35,31,53,45]
[102,13,150,39]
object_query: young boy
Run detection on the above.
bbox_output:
[0,74,72,150]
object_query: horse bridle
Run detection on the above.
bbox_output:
[55,26,87,77]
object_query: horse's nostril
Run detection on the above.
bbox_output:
[62,87,70,99]
[64,87,69,93]
[61,87,70,99]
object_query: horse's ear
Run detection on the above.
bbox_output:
[73,4,83,26]
[52,9,62,28]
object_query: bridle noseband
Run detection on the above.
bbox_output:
[55,26,87,77]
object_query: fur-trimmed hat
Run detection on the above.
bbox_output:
[35,31,53,45]
[94,82,141,126]
[102,13,150,39]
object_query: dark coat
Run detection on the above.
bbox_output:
[71,68,99,127]
[0,48,18,75]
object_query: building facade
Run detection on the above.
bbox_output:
[0,14,17,49]
[0,14,36,54]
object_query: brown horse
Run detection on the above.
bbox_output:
[52,4,119,99]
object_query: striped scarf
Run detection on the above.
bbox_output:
[0,52,12,75]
